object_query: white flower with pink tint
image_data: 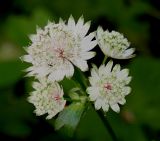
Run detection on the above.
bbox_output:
[21,16,97,82]
[87,60,132,113]
[96,26,135,59]
[28,78,66,119]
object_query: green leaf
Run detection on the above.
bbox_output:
[73,67,89,90]
[59,77,81,94]
[54,102,85,137]
[0,60,25,88]
[0,89,33,137]
[124,56,160,129]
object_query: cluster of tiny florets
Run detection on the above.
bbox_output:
[87,61,132,112]
[28,78,66,119]
[96,26,135,59]
[21,15,135,119]
[22,16,96,82]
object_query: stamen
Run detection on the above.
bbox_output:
[104,83,112,90]
[54,94,61,101]
[54,48,65,59]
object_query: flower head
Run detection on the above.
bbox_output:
[22,16,97,81]
[96,26,135,59]
[28,78,66,119]
[87,60,132,113]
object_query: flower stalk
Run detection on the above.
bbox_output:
[102,56,108,64]
[97,110,118,141]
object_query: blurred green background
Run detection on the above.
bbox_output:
[0,0,160,141]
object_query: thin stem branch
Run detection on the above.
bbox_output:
[97,110,118,141]
[102,56,108,64]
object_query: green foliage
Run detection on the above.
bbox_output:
[55,102,86,137]
[2,9,53,47]
[0,89,34,137]
[0,0,159,140]
[0,60,24,88]
[125,57,160,129]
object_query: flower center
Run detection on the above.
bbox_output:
[53,93,61,101]
[55,48,65,58]
[104,83,112,91]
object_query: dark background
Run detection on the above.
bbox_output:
[0,0,160,141]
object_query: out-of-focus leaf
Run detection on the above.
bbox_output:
[55,102,85,137]
[2,120,31,137]
[0,90,34,137]
[59,77,81,94]
[75,106,112,141]
[106,111,147,141]
[0,60,25,88]
[124,56,160,129]
[3,9,53,47]
[76,106,147,141]
[73,67,89,90]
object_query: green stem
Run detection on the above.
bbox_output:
[76,63,118,141]
[97,110,118,141]
[102,56,108,64]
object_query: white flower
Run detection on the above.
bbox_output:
[28,78,66,119]
[96,26,135,59]
[86,60,132,113]
[21,16,97,81]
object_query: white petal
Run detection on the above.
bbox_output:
[112,64,121,74]
[63,61,74,78]
[36,26,43,34]
[48,70,65,82]
[102,102,109,112]
[32,82,41,90]
[89,76,99,86]
[91,63,98,72]
[83,32,95,42]
[24,66,34,72]
[76,16,84,33]
[80,21,91,37]
[25,71,35,77]
[81,51,96,60]
[110,104,120,113]
[105,60,113,73]
[123,48,135,58]
[98,65,106,76]
[118,98,126,105]
[117,69,129,79]
[68,15,76,30]
[95,99,102,110]
[59,17,65,24]
[21,55,33,63]
[125,76,132,85]
[91,67,99,79]
[97,26,104,38]
[81,40,97,52]
[123,86,131,95]
[87,87,99,101]
[80,32,97,51]
[29,34,39,42]
[100,43,111,56]
[35,66,50,77]
[72,59,88,71]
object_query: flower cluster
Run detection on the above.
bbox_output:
[21,15,135,120]
[87,61,131,112]
[96,26,135,59]
[28,78,66,119]
[22,16,96,81]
